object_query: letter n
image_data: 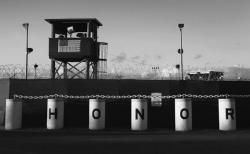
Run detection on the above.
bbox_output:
[136,109,144,120]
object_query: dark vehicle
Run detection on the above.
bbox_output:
[187,71,224,81]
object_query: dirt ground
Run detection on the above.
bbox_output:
[0,128,250,154]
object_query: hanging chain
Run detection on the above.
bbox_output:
[13,93,245,100]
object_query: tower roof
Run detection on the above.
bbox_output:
[45,18,102,26]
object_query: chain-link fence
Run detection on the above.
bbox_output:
[0,64,107,79]
[0,64,180,80]
[0,64,51,79]
[1,64,250,80]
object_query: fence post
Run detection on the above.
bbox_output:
[5,99,22,130]
[47,99,64,129]
[89,99,105,130]
[218,98,236,131]
[175,98,192,131]
[131,99,148,131]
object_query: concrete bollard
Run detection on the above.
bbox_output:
[47,99,64,129]
[175,98,192,131]
[218,99,236,131]
[5,99,22,130]
[131,99,148,131]
[89,99,105,130]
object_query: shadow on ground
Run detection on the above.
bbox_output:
[0,129,250,154]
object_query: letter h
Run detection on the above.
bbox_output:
[49,108,57,119]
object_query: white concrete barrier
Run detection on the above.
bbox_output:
[131,99,148,131]
[47,99,64,129]
[218,98,236,131]
[5,99,22,130]
[175,98,192,131]
[89,99,105,130]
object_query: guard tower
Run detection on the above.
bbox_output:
[45,18,108,79]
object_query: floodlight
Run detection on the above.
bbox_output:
[175,64,180,69]
[27,48,33,53]
[178,23,184,29]
[22,23,29,29]
[34,64,38,68]
[177,49,183,54]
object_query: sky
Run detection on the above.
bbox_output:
[0,0,250,71]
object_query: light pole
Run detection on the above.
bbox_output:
[23,23,33,80]
[178,23,184,80]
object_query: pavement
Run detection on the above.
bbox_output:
[0,128,250,154]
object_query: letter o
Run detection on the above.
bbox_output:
[92,109,101,119]
[180,108,189,119]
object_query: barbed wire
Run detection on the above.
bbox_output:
[13,94,248,101]
[0,64,51,79]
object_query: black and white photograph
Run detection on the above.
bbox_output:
[0,0,250,153]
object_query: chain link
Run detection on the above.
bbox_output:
[13,93,250,101]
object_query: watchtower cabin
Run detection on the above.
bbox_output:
[45,18,108,79]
